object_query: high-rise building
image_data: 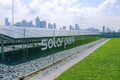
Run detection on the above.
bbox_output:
[28,21,34,27]
[53,23,56,29]
[75,24,79,30]
[103,26,105,32]
[48,23,56,29]
[48,23,53,29]
[87,27,100,32]
[106,28,111,32]
[118,29,120,32]
[35,17,40,27]
[14,22,22,27]
[21,20,27,27]
[40,21,46,28]
[69,25,74,30]
[5,18,11,26]
[63,26,66,30]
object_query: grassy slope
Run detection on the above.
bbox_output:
[55,38,120,80]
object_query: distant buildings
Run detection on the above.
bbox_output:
[28,21,34,27]
[4,17,81,31]
[118,29,120,32]
[14,22,21,27]
[35,17,46,28]
[14,17,46,28]
[4,17,100,32]
[14,20,34,27]
[48,23,53,29]
[21,20,34,27]
[103,26,105,32]
[4,17,102,32]
[86,27,100,32]
[21,20,27,27]
[48,23,56,29]
[69,25,74,30]
[69,24,80,30]
[4,17,120,33]
[5,18,11,26]
[40,21,46,28]
[102,26,112,32]
[63,26,66,30]
[35,17,40,27]
[106,28,111,32]
[75,24,80,30]
[53,23,56,29]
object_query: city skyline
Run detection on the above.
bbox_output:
[4,17,115,32]
[5,17,81,30]
[0,0,120,31]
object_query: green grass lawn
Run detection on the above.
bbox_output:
[55,38,120,80]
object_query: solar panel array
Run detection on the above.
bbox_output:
[0,26,101,39]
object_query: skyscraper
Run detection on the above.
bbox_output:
[63,26,66,30]
[53,23,56,29]
[5,18,11,26]
[69,25,74,30]
[28,21,34,27]
[21,20,27,27]
[106,28,111,32]
[75,24,79,30]
[14,22,22,27]
[40,21,46,28]
[35,17,40,27]
[48,23,56,29]
[103,26,105,32]
[48,23,53,29]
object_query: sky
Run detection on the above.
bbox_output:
[0,0,120,31]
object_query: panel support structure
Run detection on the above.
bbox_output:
[1,38,4,61]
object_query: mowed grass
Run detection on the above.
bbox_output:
[55,38,120,80]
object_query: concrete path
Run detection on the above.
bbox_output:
[28,39,110,80]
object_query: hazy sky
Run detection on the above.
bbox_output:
[0,0,120,31]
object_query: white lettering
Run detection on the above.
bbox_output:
[41,36,75,51]
[48,39,53,49]
[41,39,48,50]
[56,38,62,47]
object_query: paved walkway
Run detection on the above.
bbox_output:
[28,39,110,80]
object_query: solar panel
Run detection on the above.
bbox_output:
[0,26,53,38]
[0,26,100,39]
[0,26,28,38]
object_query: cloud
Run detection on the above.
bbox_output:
[0,0,12,25]
[116,5,120,9]
[0,0,120,31]
[0,0,12,9]
[97,0,116,14]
